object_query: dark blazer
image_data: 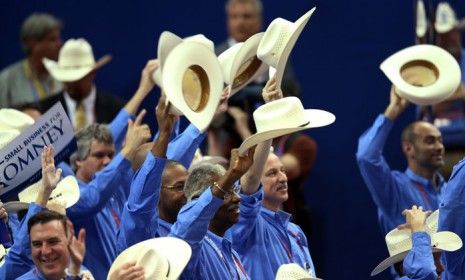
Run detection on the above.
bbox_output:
[39,91,125,125]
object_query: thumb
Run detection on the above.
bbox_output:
[397,223,409,230]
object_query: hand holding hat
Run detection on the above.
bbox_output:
[384,85,410,121]
[397,205,431,232]
[262,76,283,103]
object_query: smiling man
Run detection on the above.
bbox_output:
[357,87,445,238]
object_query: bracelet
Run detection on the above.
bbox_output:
[212,181,229,197]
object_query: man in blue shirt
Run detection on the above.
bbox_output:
[357,87,445,236]
[170,148,255,279]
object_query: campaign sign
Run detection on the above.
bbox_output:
[0,103,76,199]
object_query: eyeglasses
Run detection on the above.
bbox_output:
[224,184,241,200]
[162,182,185,193]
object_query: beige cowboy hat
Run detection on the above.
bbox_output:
[43,38,111,82]
[219,32,268,95]
[275,263,322,280]
[162,38,224,132]
[371,210,463,276]
[152,32,214,87]
[257,7,316,89]
[380,44,461,106]
[0,108,34,132]
[416,0,428,37]
[0,129,21,150]
[0,244,7,266]
[238,96,335,155]
[108,237,191,280]
[3,176,80,213]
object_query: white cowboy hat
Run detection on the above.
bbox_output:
[107,237,191,280]
[43,38,112,82]
[162,39,223,132]
[435,2,458,33]
[0,108,34,132]
[152,32,214,87]
[238,96,335,155]
[0,129,21,150]
[371,210,463,276]
[0,244,7,267]
[3,176,80,213]
[219,32,268,95]
[380,44,461,106]
[275,263,322,280]
[257,7,316,89]
[416,0,428,37]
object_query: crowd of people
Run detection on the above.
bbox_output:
[0,0,465,279]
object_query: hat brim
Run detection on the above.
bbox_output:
[228,33,268,96]
[371,231,463,276]
[380,44,461,106]
[265,7,316,88]
[162,41,223,132]
[43,55,112,82]
[108,237,192,280]
[18,176,80,208]
[153,31,184,86]
[238,108,335,155]
[3,201,29,213]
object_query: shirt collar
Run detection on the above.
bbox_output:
[227,37,238,48]
[261,206,292,227]
[405,168,445,188]
[208,230,232,247]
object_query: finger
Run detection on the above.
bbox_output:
[128,119,134,129]
[248,145,257,158]
[418,206,423,211]
[402,209,409,216]
[134,109,147,125]
[163,101,172,115]
[397,223,408,230]
[425,210,432,217]
[55,168,63,182]
[412,205,418,210]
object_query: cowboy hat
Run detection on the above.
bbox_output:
[275,263,322,280]
[257,7,316,89]
[370,210,463,276]
[107,237,191,280]
[416,0,428,37]
[162,39,223,132]
[0,129,21,150]
[435,2,458,33]
[3,176,80,213]
[0,108,34,132]
[219,32,268,95]
[380,44,461,106]
[43,38,111,82]
[152,32,214,87]
[238,96,335,155]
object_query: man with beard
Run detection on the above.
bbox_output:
[170,148,255,279]
[357,87,445,237]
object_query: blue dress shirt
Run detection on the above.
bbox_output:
[357,115,444,235]
[170,188,248,280]
[229,188,316,279]
[401,232,438,280]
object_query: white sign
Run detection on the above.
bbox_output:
[0,103,76,199]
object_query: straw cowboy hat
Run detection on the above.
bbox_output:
[257,7,316,89]
[218,32,268,95]
[416,0,428,37]
[371,210,463,276]
[162,36,224,132]
[108,237,191,280]
[0,108,34,132]
[0,129,20,150]
[238,96,335,155]
[3,176,80,213]
[43,38,111,82]
[380,44,461,106]
[275,263,322,280]
[152,32,214,87]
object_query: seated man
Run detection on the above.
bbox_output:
[170,148,255,279]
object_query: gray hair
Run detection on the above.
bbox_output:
[71,124,113,170]
[184,163,226,201]
[21,13,62,54]
[226,0,263,15]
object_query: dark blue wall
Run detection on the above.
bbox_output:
[2,1,464,279]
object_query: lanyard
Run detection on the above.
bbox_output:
[287,229,313,274]
[204,236,248,279]
[109,199,121,226]
[23,61,53,101]
[410,180,434,210]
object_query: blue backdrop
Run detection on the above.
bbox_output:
[2,1,464,279]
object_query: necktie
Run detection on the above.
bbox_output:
[75,102,87,131]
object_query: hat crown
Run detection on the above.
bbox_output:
[137,249,170,279]
[435,2,457,33]
[275,263,315,280]
[253,97,308,132]
[257,18,295,68]
[0,108,35,132]
[58,38,96,68]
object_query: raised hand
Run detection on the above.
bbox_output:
[228,147,256,180]
[138,59,159,95]
[384,85,410,120]
[213,86,230,121]
[68,226,86,275]
[122,110,152,160]
[36,146,62,206]
[156,94,177,136]
[0,201,7,223]
[110,262,145,280]
[398,205,431,232]
[262,76,283,103]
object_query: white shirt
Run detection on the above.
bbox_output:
[63,86,96,128]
